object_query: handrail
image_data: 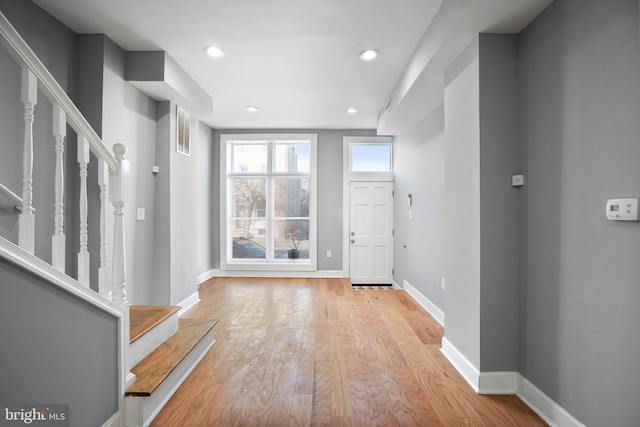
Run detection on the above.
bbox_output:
[0,11,119,174]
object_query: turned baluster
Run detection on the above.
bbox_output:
[77,135,90,285]
[51,104,66,272]
[98,159,110,298]
[18,68,36,254]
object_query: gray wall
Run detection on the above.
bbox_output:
[478,34,520,372]
[443,38,481,367]
[0,258,119,427]
[518,0,640,425]
[154,102,215,304]
[392,105,446,309]
[152,102,172,304]
[196,121,215,276]
[212,129,376,272]
[101,36,158,304]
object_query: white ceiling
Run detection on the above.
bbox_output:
[32,0,443,130]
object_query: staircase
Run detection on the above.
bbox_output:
[0,10,218,427]
[126,306,217,427]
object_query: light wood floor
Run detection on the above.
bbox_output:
[151,277,547,426]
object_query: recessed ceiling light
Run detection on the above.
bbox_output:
[205,46,225,58]
[245,106,259,112]
[359,49,379,61]
[347,107,358,114]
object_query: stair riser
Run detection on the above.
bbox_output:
[125,329,215,427]
[129,312,179,370]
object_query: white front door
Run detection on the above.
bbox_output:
[349,182,394,285]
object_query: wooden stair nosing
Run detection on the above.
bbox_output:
[130,305,181,344]
[126,318,218,397]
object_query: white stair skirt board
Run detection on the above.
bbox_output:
[125,329,216,427]
[129,312,179,370]
[403,280,445,326]
[101,412,120,427]
[177,292,200,317]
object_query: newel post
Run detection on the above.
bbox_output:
[110,143,129,306]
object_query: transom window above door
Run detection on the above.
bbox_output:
[220,134,317,271]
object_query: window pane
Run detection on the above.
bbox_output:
[232,143,267,173]
[231,223,266,259]
[274,178,309,218]
[351,144,391,172]
[274,219,309,259]
[274,143,310,173]
[231,178,266,218]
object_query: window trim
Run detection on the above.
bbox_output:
[220,133,318,272]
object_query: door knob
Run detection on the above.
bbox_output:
[351,239,355,243]
[351,232,355,236]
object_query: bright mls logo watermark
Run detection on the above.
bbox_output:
[0,405,69,426]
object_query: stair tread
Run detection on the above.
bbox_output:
[126,318,218,396]
[130,305,181,344]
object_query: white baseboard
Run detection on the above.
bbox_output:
[403,280,445,326]
[440,336,480,392]
[517,375,586,427]
[197,268,218,284]
[177,292,200,317]
[478,371,518,394]
[440,337,585,427]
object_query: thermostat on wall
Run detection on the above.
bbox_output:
[606,198,639,221]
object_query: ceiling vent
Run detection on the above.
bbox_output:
[383,97,391,114]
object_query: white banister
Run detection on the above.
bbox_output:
[18,68,36,254]
[0,12,119,174]
[51,104,66,272]
[110,144,129,306]
[77,135,90,286]
[98,159,110,298]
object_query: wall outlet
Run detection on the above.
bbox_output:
[326,250,332,258]
[136,207,145,221]
[441,278,446,290]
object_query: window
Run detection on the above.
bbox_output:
[220,134,317,271]
[343,136,394,182]
[351,144,392,172]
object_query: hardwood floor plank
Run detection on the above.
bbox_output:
[291,394,313,426]
[150,278,548,427]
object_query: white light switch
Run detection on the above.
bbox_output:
[136,207,145,221]
[326,250,332,258]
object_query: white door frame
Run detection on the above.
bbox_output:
[342,136,394,279]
